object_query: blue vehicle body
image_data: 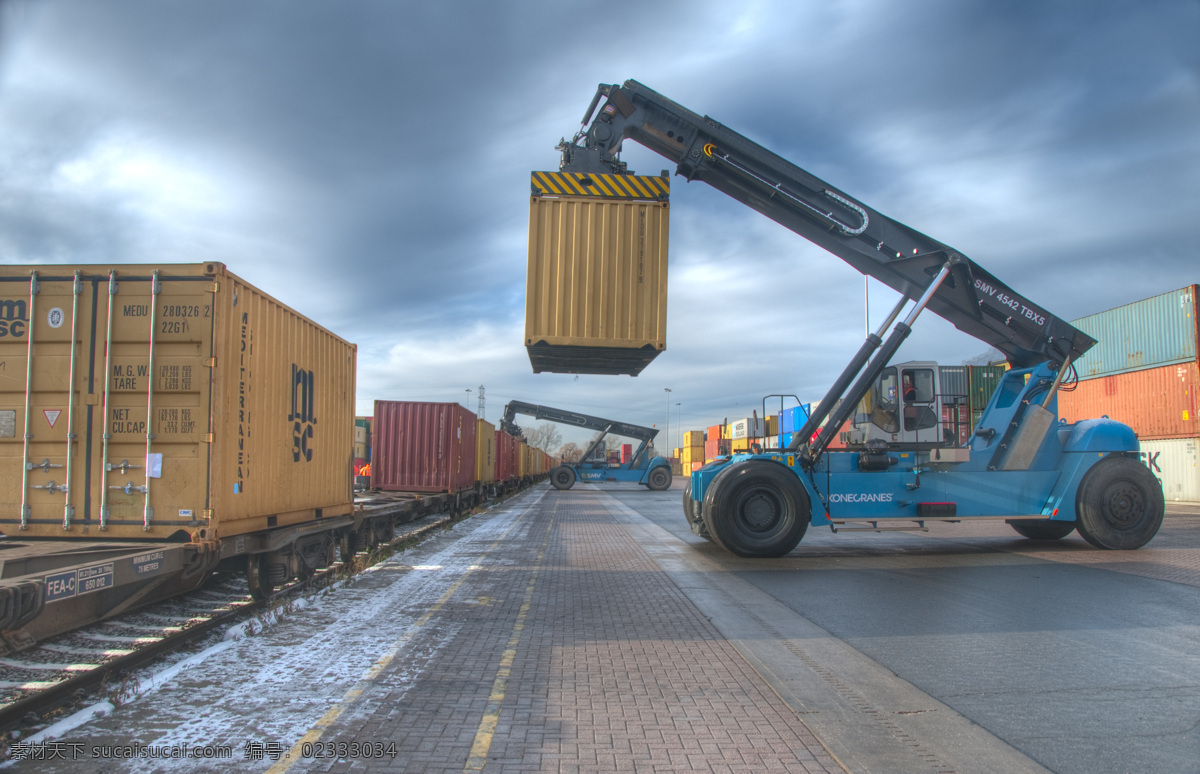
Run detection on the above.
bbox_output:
[689,364,1139,529]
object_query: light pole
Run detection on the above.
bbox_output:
[465,388,472,410]
[664,387,672,455]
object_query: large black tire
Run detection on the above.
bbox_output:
[646,466,672,491]
[1007,519,1077,540]
[551,466,576,491]
[1074,455,1164,549]
[683,485,710,540]
[701,460,809,558]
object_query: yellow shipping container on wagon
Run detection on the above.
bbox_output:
[517,441,529,478]
[0,263,356,541]
[525,171,670,377]
[475,418,496,485]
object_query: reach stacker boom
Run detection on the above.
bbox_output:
[553,80,1163,555]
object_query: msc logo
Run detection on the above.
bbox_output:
[0,300,28,338]
[289,364,317,462]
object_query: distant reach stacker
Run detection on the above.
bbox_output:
[500,401,673,491]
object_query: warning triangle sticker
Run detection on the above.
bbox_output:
[44,410,61,428]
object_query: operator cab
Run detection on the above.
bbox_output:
[849,361,967,448]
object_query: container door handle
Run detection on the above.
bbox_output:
[19,272,39,530]
[143,270,161,531]
[99,271,118,530]
[63,271,82,530]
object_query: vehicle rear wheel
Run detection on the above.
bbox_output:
[701,460,809,557]
[647,466,672,491]
[683,485,710,540]
[551,466,576,490]
[1075,455,1164,549]
[1007,519,1077,540]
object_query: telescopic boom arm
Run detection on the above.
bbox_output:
[559,80,1094,369]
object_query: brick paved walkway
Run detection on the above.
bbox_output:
[288,489,843,773]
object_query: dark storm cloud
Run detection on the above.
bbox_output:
[1,0,1197,436]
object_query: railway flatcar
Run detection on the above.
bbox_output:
[0,264,507,652]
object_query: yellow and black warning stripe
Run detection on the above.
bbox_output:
[530,171,669,200]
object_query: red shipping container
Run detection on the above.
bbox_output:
[621,444,632,463]
[704,438,731,459]
[1058,361,1199,440]
[495,429,520,482]
[373,401,477,493]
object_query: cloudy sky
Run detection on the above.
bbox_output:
[1,0,1197,451]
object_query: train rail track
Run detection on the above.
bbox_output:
[0,510,455,741]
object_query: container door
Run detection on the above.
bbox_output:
[0,269,215,538]
[0,271,94,533]
[95,271,214,537]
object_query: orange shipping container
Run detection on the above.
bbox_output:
[1058,361,1199,440]
[0,263,355,541]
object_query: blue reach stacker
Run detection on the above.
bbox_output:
[500,400,673,491]
[550,80,1163,555]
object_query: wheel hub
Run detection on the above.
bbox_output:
[737,489,782,533]
[1102,482,1144,529]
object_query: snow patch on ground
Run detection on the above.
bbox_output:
[4,489,544,772]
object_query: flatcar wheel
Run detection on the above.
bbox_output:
[246,555,275,601]
[1075,455,1164,549]
[551,466,576,491]
[646,466,672,491]
[1007,519,1077,540]
[683,486,710,540]
[701,460,808,558]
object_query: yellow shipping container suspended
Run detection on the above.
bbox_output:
[525,171,670,376]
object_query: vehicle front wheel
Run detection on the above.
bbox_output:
[551,466,576,490]
[1075,455,1164,549]
[702,460,809,557]
[647,466,672,491]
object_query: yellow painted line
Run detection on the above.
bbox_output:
[463,507,555,771]
[267,508,533,774]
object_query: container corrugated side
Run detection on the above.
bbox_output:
[1057,361,1198,440]
[517,441,529,478]
[372,401,477,493]
[0,263,355,540]
[475,418,496,484]
[525,176,670,377]
[1071,285,1198,380]
[495,429,519,482]
[730,418,765,440]
[1139,437,1199,503]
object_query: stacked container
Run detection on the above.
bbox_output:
[729,417,765,441]
[678,431,705,476]
[705,435,731,462]
[1058,285,1199,501]
[372,401,477,494]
